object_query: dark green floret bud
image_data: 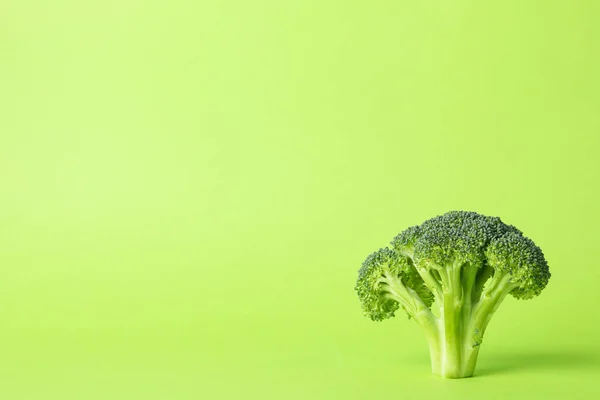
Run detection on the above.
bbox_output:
[486,232,550,299]
[411,211,517,268]
[355,248,433,321]
[355,248,403,321]
[391,225,421,256]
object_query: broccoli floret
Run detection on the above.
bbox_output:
[355,211,550,378]
[356,248,433,321]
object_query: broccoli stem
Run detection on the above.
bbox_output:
[414,311,442,375]
[438,264,464,378]
[423,264,515,378]
[470,272,517,338]
[382,258,517,378]
[428,325,477,378]
[428,327,479,378]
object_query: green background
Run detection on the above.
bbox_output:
[2,1,599,399]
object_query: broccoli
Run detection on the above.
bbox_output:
[355,211,550,378]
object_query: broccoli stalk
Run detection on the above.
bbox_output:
[355,211,550,378]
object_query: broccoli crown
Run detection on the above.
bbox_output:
[355,248,433,321]
[392,211,520,268]
[386,210,549,299]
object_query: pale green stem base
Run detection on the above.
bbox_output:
[391,258,518,379]
[428,328,481,378]
[422,268,516,379]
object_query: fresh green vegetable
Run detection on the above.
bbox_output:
[355,211,550,378]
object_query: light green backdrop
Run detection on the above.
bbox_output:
[2,1,599,399]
